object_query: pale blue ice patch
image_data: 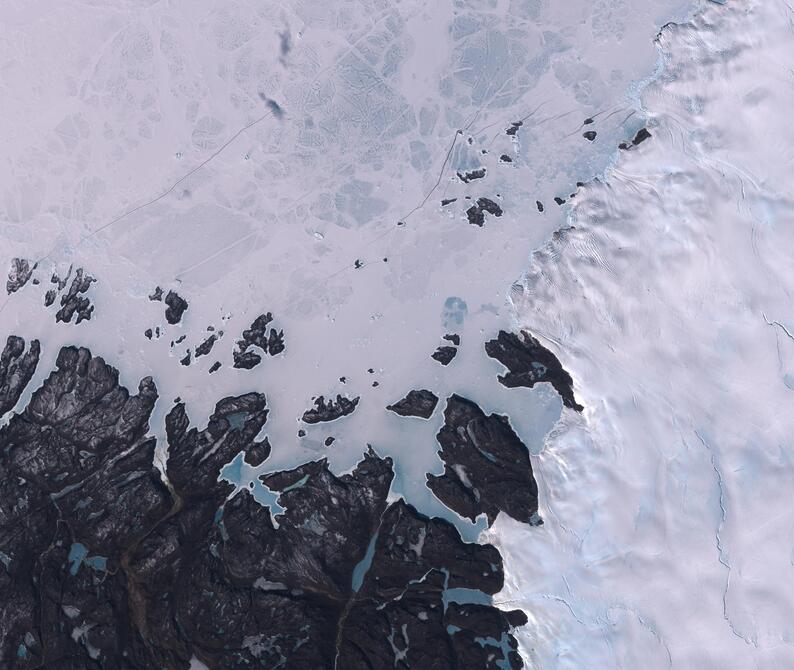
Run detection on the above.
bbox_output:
[85,555,107,571]
[68,543,88,576]
[68,543,107,575]
[475,633,514,670]
[351,531,379,592]
[443,588,492,608]
[225,411,248,431]
[281,474,309,493]
[220,452,286,517]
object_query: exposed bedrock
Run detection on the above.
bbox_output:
[55,268,96,324]
[302,394,360,424]
[427,394,539,526]
[0,336,40,416]
[233,312,286,369]
[164,290,189,325]
[6,258,36,295]
[485,329,583,411]
[386,389,439,419]
[0,341,528,669]
[432,345,458,365]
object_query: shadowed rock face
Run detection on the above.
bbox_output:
[6,258,36,295]
[485,330,583,411]
[302,394,360,424]
[432,345,458,365]
[337,500,526,670]
[386,389,439,419]
[427,394,539,526]
[0,336,40,415]
[465,197,504,227]
[457,167,486,183]
[0,341,527,669]
[164,290,189,325]
[55,268,96,324]
[233,312,286,369]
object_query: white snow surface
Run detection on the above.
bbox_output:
[487,0,794,666]
[0,0,695,533]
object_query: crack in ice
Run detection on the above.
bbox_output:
[763,313,794,343]
[694,430,756,647]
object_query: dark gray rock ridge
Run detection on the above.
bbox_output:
[432,345,458,365]
[55,268,96,324]
[302,394,360,424]
[0,336,40,416]
[6,258,36,295]
[485,329,583,411]
[386,389,439,419]
[164,290,188,324]
[427,394,539,526]
[233,312,285,369]
[0,342,528,668]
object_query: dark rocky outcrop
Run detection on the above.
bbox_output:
[51,268,70,291]
[466,197,503,227]
[583,130,597,141]
[446,603,528,669]
[0,343,527,668]
[457,168,486,183]
[164,290,188,324]
[194,333,219,358]
[233,312,285,369]
[427,394,539,525]
[6,258,36,295]
[485,330,583,411]
[386,389,439,419]
[632,127,652,144]
[432,345,458,365]
[55,268,96,324]
[233,349,261,369]
[506,121,523,136]
[619,127,652,150]
[165,392,270,496]
[336,499,525,669]
[302,394,360,424]
[0,336,39,416]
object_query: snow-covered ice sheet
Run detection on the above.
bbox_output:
[488,0,794,666]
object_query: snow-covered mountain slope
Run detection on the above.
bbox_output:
[489,0,794,666]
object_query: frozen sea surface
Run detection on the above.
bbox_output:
[488,0,794,666]
[0,0,696,530]
[2,0,763,666]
